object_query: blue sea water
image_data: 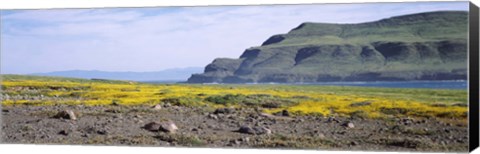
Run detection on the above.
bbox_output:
[294,80,468,90]
[144,80,468,90]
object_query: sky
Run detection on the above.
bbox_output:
[0,1,469,74]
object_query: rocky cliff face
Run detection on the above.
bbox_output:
[187,11,468,83]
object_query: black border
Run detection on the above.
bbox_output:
[469,2,479,152]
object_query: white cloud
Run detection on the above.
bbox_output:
[1,2,469,74]
[2,9,143,23]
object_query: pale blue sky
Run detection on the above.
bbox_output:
[0,2,469,74]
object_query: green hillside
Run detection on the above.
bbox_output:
[188,11,468,83]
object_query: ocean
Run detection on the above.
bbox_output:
[285,80,468,90]
[143,80,468,90]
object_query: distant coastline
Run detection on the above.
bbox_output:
[27,67,203,82]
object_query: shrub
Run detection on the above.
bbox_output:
[204,94,246,105]
[162,97,201,107]
[350,110,369,119]
[349,101,372,107]
[204,94,297,108]
[380,107,408,115]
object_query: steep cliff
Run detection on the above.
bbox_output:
[188,11,468,83]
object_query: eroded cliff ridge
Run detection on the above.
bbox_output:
[188,11,468,83]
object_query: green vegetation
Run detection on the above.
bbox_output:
[205,94,297,108]
[188,11,468,83]
[275,11,467,46]
[1,75,468,122]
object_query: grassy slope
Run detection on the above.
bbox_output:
[261,11,467,48]
[214,11,468,81]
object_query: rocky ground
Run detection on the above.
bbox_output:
[0,104,469,152]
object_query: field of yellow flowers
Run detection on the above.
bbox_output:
[1,75,468,120]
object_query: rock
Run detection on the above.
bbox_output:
[40,135,51,139]
[58,130,69,136]
[259,113,276,118]
[274,110,290,117]
[83,126,96,134]
[317,133,326,139]
[227,115,236,120]
[54,110,77,120]
[337,131,347,135]
[105,109,121,113]
[448,136,454,140]
[207,114,218,120]
[238,126,255,134]
[416,119,427,124]
[143,122,161,132]
[237,126,271,135]
[400,117,414,125]
[326,117,340,123]
[159,121,178,133]
[214,108,235,114]
[440,141,446,145]
[97,130,108,135]
[281,110,290,116]
[163,103,172,108]
[152,104,162,110]
[350,141,359,146]
[242,137,250,142]
[444,128,451,133]
[342,122,355,128]
[229,139,241,145]
[81,134,89,138]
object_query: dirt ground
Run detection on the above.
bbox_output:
[0,104,469,152]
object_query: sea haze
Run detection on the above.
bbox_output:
[30,67,203,82]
